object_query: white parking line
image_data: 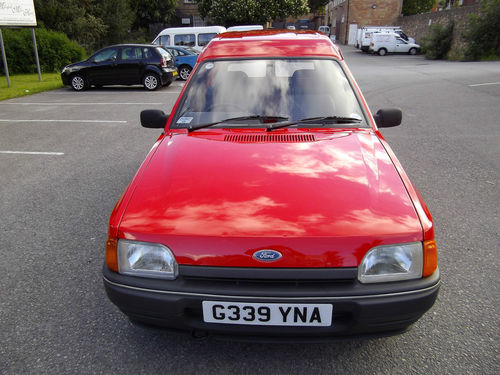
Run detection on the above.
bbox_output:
[0,102,162,106]
[0,151,64,155]
[468,82,500,87]
[0,119,127,123]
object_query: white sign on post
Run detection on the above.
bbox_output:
[0,0,37,27]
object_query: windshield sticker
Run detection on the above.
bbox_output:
[205,63,214,70]
[177,117,193,124]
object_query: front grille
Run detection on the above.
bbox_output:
[179,266,357,290]
[182,276,354,288]
[224,134,316,143]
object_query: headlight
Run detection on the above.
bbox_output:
[62,66,69,74]
[358,242,423,283]
[117,240,178,280]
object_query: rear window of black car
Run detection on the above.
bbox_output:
[156,47,172,61]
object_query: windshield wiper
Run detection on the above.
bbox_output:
[187,115,288,132]
[266,116,362,131]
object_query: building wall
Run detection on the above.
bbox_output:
[175,0,205,27]
[326,0,403,44]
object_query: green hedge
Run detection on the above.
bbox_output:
[1,28,86,74]
[421,21,454,60]
[462,0,500,61]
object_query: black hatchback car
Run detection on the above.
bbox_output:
[61,44,177,91]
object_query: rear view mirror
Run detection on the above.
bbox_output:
[141,109,169,128]
[373,108,402,128]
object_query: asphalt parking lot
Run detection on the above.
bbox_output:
[1,46,499,374]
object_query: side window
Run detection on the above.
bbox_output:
[159,35,170,47]
[198,33,217,47]
[168,49,179,57]
[121,47,142,60]
[93,48,118,63]
[142,48,153,59]
[174,34,195,47]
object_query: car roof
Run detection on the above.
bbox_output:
[198,30,343,61]
[105,44,161,48]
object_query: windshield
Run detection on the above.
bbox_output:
[172,59,366,129]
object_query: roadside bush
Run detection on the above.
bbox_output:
[462,0,500,61]
[1,28,86,74]
[421,21,454,60]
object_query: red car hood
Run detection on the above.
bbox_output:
[118,130,422,267]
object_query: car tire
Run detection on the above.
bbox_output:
[378,48,387,56]
[70,74,87,91]
[143,73,160,91]
[179,65,192,81]
[409,48,417,55]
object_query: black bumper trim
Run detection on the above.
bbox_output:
[180,265,357,280]
[103,275,440,301]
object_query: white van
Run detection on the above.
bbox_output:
[227,25,263,32]
[369,33,420,56]
[357,26,412,52]
[152,26,226,52]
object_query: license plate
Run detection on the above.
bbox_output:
[173,70,178,76]
[202,301,332,326]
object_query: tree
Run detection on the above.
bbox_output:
[99,0,135,45]
[197,0,309,26]
[34,0,177,51]
[308,0,329,13]
[133,0,178,30]
[402,0,435,15]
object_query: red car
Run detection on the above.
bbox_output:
[103,30,439,340]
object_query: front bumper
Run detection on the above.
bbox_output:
[61,72,70,86]
[103,265,439,340]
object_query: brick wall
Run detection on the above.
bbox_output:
[349,1,403,28]
[327,0,403,44]
[398,4,481,59]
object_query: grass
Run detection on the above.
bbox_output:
[0,73,63,101]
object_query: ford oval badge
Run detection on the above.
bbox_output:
[253,249,282,262]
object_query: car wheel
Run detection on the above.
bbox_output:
[179,65,192,81]
[409,48,417,55]
[143,73,160,91]
[70,74,87,91]
[378,48,387,56]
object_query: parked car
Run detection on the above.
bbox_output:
[318,25,330,36]
[163,46,198,81]
[103,30,439,340]
[356,26,414,52]
[152,26,226,52]
[61,44,177,91]
[369,33,421,56]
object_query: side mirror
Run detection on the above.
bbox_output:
[141,109,169,128]
[373,108,402,128]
